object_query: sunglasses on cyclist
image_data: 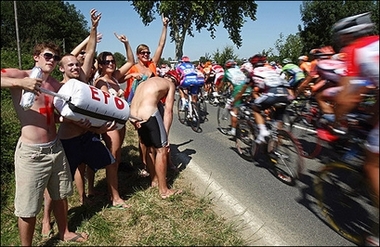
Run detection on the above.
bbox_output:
[102,60,115,65]
[42,52,60,62]
[139,51,151,55]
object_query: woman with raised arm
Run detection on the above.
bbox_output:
[94,32,135,209]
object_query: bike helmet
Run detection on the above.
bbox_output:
[224,59,237,68]
[309,46,335,59]
[332,12,374,50]
[165,70,181,86]
[181,56,190,62]
[332,12,374,37]
[282,58,292,64]
[249,54,266,67]
[298,55,308,62]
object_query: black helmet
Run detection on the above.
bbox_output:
[332,12,374,50]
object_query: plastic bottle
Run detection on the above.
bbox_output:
[20,67,42,110]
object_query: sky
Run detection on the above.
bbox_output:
[66,1,304,60]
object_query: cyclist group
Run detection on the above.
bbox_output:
[167,12,379,245]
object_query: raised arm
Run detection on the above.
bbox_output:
[80,9,102,81]
[113,32,135,80]
[151,14,169,65]
[71,33,102,57]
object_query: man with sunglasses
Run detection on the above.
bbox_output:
[40,8,111,240]
[129,70,183,199]
[1,40,89,244]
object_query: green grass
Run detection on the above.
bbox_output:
[1,122,247,246]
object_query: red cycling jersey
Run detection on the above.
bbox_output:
[342,35,379,86]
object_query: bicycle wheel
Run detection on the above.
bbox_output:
[288,107,323,159]
[189,102,200,132]
[217,105,231,135]
[177,98,186,124]
[314,162,379,245]
[236,119,256,160]
[268,129,304,186]
[198,97,208,123]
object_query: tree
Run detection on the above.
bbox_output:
[130,0,257,61]
[212,45,239,66]
[1,1,89,55]
[299,1,379,53]
[274,33,304,64]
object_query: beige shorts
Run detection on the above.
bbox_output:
[14,138,73,218]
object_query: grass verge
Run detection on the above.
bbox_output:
[1,122,247,246]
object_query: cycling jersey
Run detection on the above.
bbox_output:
[342,35,379,153]
[252,66,289,91]
[299,61,311,75]
[224,67,248,86]
[176,61,199,88]
[282,63,305,87]
[343,35,379,87]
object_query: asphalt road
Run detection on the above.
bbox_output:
[168,95,356,246]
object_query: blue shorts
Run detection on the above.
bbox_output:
[138,110,167,148]
[61,131,115,178]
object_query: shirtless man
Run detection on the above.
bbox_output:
[129,70,182,199]
[1,42,88,245]
[41,9,117,236]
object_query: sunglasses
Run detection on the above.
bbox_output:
[139,51,151,55]
[42,52,60,62]
[79,51,86,55]
[103,60,115,65]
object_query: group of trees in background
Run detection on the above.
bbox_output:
[1,1,379,70]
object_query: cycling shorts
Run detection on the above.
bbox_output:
[180,85,200,96]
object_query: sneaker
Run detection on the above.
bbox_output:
[365,235,379,246]
[212,91,220,97]
[227,129,236,136]
[229,110,237,117]
[255,130,270,143]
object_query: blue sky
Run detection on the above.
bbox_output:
[66,1,303,60]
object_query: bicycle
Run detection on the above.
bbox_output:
[197,88,208,123]
[177,87,201,133]
[313,125,379,245]
[284,93,324,159]
[216,89,233,135]
[235,101,304,186]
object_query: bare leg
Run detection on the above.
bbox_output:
[104,127,129,207]
[86,166,96,196]
[53,198,88,242]
[145,145,157,187]
[156,147,182,198]
[74,164,87,205]
[18,217,36,246]
[41,189,53,236]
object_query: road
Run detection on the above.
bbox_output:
[168,96,355,246]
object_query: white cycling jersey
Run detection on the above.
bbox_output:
[252,66,288,90]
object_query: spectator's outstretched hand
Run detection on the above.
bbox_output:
[90,9,101,28]
[114,32,129,44]
[96,33,103,43]
[162,13,169,26]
